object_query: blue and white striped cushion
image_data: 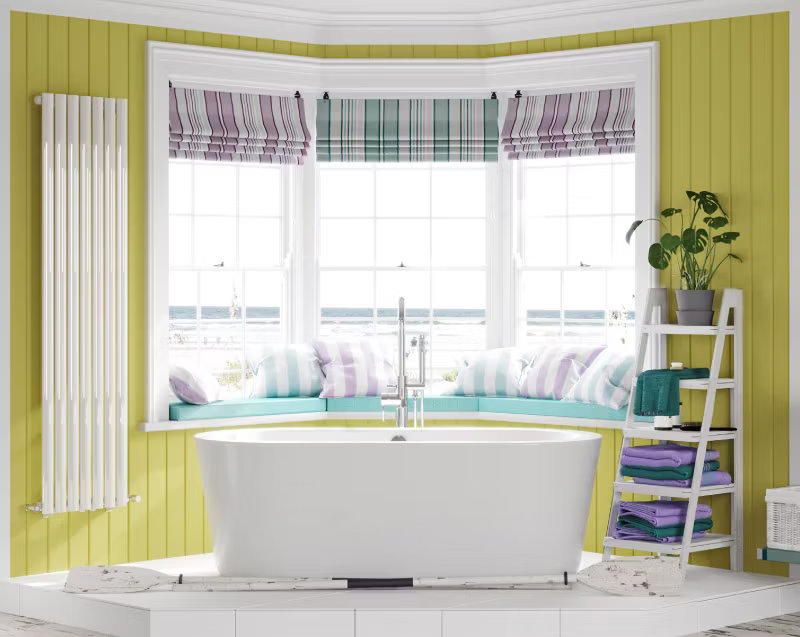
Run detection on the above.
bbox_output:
[251,344,324,398]
[564,348,635,409]
[454,348,530,397]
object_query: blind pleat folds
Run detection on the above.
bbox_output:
[169,87,311,164]
[501,88,635,160]
[316,99,499,162]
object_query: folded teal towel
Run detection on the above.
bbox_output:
[633,368,710,416]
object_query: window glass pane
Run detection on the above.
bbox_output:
[197,270,243,397]
[169,162,191,215]
[169,216,192,268]
[194,163,236,216]
[169,271,198,372]
[432,167,486,217]
[567,216,612,266]
[239,165,281,216]
[194,217,236,268]
[319,271,374,338]
[376,169,429,217]
[320,219,374,267]
[431,271,486,360]
[239,217,281,268]
[243,271,283,368]
[567,164,612,215]
[376,271,430,318]
[613,160,635,215]
[607,269,635,348]
[432,219,485,266]
[563,270,606,344]
[375,219,430,267]
[319,168,374,217]
[521,271,561,344]
[612,215,636,266]
[524,217,567,266]
[522,166,567,216]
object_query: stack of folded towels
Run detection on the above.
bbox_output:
[620,443,732,488]
[613,500,713,543]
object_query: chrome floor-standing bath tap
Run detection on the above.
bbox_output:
[381,297,426,428]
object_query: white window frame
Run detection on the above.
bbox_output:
[145,40,659,427]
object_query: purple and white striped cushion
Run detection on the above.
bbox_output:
[519,345,606,400]
[312,339,394,398]
[169,365,220,405]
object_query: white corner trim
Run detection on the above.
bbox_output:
[5,0,796,45]
[0,7,10,581]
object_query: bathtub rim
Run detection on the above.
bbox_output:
[194,425,602,446]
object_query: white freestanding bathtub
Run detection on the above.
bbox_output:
[195,427,601,579]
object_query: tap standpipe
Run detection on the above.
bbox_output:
[380,297,427,428]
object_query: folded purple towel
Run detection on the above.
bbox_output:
[619,500,712,526]
[632,470,732,488]
[613,526,707,543]
[621,444,720,467]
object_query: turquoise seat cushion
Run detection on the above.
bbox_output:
[169,397,326,421]
[478,397,653,422]
[325,396,480,413]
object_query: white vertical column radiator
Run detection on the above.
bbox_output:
[32,93,134,516]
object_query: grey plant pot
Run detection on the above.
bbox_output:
[677,310,715,326]
[675,289,715,312]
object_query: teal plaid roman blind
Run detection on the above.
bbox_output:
[316,98,499,162]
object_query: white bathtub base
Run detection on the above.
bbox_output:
[5,552,800,637]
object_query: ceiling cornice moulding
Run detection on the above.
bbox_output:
[8,0,795,45]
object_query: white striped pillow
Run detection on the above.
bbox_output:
[251,344,324,398]
[454,348,530,397]
[519,345,605,400]
[564,348,635,409]
[313,339,394,398]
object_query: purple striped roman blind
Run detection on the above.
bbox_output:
[169,87,311,164]
[501,88,635,160]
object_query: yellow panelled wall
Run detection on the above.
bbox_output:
[9,11,789,576]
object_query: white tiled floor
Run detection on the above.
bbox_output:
[4,553,800,637]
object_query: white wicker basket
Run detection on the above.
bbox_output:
[766,487,800,551]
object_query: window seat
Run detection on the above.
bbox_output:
[149,395,653,432]
[169,397,327,422]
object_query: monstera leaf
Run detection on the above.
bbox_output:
[648,243,671,270]
[687,190,724,215]
[661,207,681,218]
[625,219,643,244]
[681,228,708,254]
[712,231,740,244]
[704,215,728,229]
[660,233,681,252]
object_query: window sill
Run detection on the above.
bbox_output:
[139,409,646,433]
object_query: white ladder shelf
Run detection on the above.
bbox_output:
[602,287,744,574]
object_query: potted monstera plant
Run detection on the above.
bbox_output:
[626,190,741,325]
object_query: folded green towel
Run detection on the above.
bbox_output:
[633,368,710,417]
[617,515,714,538]
[620,460,720,481]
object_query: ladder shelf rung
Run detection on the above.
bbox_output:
[613,481,735,497]
[642,324,735,336]
[603,533,735,554]
[622,426,738,442]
